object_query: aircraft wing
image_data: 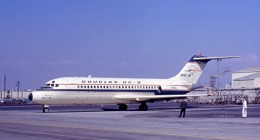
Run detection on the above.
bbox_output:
[193,56,240,61]
[115,94,208,102]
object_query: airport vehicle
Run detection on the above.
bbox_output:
[29,55,239,113]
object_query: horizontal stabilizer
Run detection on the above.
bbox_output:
[193,56,240,61]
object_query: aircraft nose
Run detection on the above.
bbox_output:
[28,93,33,101]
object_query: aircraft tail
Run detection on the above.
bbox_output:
[171,55,240,85]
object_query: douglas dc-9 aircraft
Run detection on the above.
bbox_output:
[29,55,239,113]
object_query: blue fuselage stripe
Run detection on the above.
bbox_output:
[38,88,190,95]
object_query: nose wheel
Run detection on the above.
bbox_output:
[43,107,49,113]
[42,105,49,113]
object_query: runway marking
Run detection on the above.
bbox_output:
[0,127,108,140]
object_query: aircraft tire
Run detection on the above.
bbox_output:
[139,104,148,111]
[119,104,128,111]
[43,107,49,113]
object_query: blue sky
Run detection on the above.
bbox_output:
[1,0,259,90]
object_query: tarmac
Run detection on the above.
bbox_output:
[0,102,260,140]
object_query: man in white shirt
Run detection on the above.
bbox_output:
[242,97,247,118]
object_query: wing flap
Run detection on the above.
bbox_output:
[115,94,208,102]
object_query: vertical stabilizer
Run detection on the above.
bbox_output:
[171,55,240,85]
[171,55,208,84]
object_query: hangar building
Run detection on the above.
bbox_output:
[232,67,260,89]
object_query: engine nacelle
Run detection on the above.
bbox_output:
[156,85,185,95]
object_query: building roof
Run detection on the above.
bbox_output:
[234,66,260,73]
[234,73,260,81]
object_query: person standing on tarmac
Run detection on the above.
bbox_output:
[242,97,248,118]
[179,99,188,118]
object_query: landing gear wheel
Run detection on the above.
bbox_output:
[119,104,128,111]
[43,107,49,113]
[139,102,148,111]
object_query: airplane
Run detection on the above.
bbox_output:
[28,55,240,113]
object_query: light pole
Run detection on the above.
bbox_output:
[16,80,21,99]
[4,75,6,99]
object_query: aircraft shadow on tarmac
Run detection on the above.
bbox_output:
[29,107,260,118]
[41,107,181,113]
[101,107,180,111]
[38,103,184,113]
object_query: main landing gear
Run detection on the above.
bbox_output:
[119,104,128,111]
[118,102,148,111]
[42,104,49,113]
[139,102,148,111]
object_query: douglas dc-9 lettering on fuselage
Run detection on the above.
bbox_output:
[28,55,240,113]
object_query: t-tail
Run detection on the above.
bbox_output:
[170,55,240,85]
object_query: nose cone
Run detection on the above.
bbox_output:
[28,93,33,101]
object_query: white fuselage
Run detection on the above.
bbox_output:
[29,55,240,112]
[32,77,192,105]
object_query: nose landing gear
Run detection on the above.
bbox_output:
[42,105,49,113]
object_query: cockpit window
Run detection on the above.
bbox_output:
[55,84,59,87]
[46,84,51,87]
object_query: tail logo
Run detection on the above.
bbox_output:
[188,65,198,75]
[180,65,199,78]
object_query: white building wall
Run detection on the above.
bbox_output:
[255,77,260,88]
[232,72,256,81]
[233,80,254,88]
[232,70,260,88]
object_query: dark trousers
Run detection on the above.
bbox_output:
[179,108,186,118]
